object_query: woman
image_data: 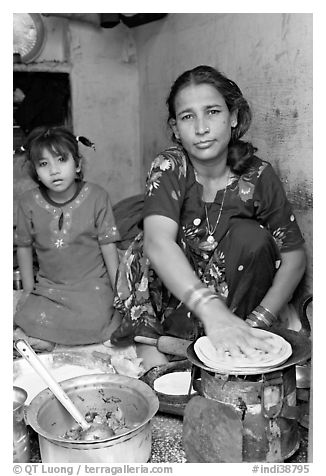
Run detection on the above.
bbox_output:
[111,65,306,370]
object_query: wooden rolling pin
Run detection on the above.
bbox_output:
[134,335,191,357]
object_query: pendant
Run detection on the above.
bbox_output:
[199,237,218,252]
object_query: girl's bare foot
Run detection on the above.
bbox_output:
[13,327,55,352]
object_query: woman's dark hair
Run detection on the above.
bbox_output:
[166,65,257,174]
[18,126,93,182]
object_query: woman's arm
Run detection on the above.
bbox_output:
[144,215,275,356]
[17,246,34,292]
[259,247,306,315]
[101,243,120,289]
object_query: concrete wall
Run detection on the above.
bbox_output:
[68,21,142,203]
[134,13,313,295]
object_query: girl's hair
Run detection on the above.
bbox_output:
[16,126,95,182]
[166,65,257,174]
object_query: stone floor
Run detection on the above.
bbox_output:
[28,411,309,464]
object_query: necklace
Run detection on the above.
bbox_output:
[200,170,230,251]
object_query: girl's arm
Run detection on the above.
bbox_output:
[144,215,275,357]
[101,243,120,289]
[259,247,306,316]
[17,246,34,292]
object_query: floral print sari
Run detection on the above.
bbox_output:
[111,146,304,344]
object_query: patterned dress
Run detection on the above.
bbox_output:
[111,146,305,344]
[14,181,120,345]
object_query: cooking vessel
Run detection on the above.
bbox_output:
[13,386,30,463]
[187,328,311,375]
[26,373,159,463]
[142,359,197,415]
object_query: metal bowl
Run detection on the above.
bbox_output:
[142,360,197,415]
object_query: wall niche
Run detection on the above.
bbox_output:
[14,71,71,151]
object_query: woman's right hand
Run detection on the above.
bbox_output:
[198,299,276,358]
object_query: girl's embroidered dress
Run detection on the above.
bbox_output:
[111,146,304,344]
[14,181,120,345]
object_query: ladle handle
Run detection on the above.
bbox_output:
[14,339,90,431]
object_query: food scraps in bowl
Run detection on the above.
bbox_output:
[63,400,135,441]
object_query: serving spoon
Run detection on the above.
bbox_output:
[14,339,114,440]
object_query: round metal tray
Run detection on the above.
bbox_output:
[187,328,311,376]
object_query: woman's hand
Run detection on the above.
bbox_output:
[198,299,276,358]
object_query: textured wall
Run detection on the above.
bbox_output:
[134,13,312,295]
[68,22,142,204]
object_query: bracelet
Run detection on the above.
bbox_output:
[189,288,213,312]
[194,293,221,313]
[257,305,278,324]
[182,283,218,313]
[182,282,206,306]
[245,305,278,328]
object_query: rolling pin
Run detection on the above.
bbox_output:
[134,335,191,357]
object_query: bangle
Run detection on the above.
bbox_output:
[257,305,278,324]
[182,283,218,313]
[194,293,220,313]
[246,305,278,328]
[182,282,206,306]
[188,288,213,312]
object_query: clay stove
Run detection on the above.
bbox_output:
[183,329,311,463]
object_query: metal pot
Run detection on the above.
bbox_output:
[26,373,159,463]
[13,386,30,463]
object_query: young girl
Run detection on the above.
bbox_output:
[111,65,306,370]
[14,126,120,351]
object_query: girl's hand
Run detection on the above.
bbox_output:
[198,300,276,358]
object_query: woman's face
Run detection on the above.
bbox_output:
[170,83,237,165]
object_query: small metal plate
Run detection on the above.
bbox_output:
[141,360,197,416]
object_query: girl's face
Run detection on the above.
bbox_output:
[35,147,80,202]
[170,83,237,165]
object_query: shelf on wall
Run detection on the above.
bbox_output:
[13,62,71,73]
